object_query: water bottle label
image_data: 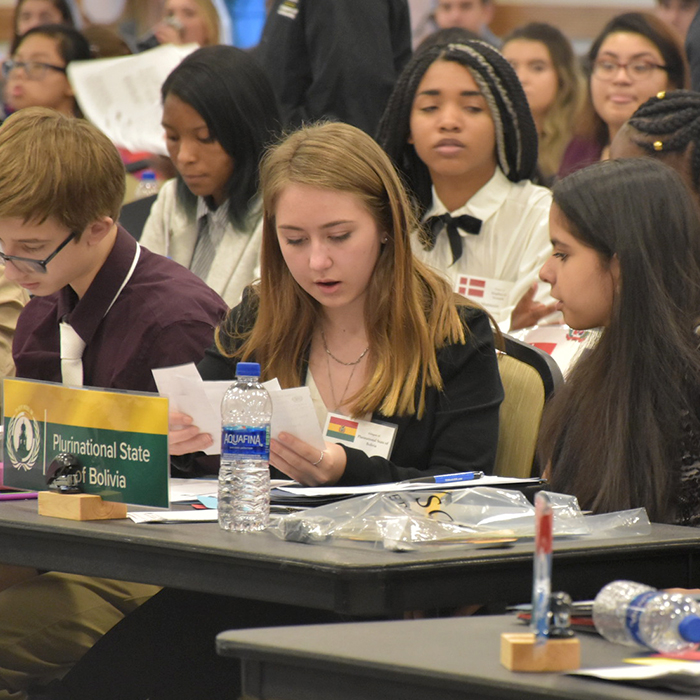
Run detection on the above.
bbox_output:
[626,590,657,648]
[222,426,269,459]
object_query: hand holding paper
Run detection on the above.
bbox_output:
[168,411,213,456]
[270,433,347,486]
[153,364,325,456]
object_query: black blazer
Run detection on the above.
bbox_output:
[197,297,503,485]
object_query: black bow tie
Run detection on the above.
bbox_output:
[424,213,482,265]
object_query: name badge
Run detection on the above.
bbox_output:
[277,0,299,19]
[455,275,514,315]
[322,413,397,460]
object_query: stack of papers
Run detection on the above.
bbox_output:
[271,476,544,506]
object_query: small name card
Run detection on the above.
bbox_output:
[323,413,397,459]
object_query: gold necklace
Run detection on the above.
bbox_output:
[326,353,363,412]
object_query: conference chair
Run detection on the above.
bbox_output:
[494,334,564,479]
[118,193,157,242]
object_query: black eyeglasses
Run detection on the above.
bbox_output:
[592,58,668,82]
[1,59,67,81]
[0,231,77,274]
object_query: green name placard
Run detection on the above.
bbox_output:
[3,378,169,508]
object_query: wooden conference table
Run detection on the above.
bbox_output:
[0,499,698,615]
[217,614,686,700]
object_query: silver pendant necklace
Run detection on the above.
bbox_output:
[325,354,360,412]
[321,329,369,366]
[321,329,369,411]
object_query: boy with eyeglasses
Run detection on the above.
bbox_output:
[0,107,227,698]
[1,107,227,391]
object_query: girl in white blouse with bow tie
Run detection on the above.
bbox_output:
[377,38,556,330]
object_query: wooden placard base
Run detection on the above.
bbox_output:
[38,492,127,521]
[500,632,580,672]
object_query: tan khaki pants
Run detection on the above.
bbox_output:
[0,573,160,699]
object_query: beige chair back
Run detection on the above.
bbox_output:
[494,353,547,478]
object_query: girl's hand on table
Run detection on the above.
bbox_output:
[270,433,347,486]
[169,411,213,455]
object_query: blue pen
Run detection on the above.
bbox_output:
[403,471,484,484]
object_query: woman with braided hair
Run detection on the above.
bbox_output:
[376,39,556,330]
[610,89,700,198]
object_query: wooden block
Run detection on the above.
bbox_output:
[501,632,580,672]
[38,491,127,521]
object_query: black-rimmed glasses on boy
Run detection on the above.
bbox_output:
[0,231,77,274]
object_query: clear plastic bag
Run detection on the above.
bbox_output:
[271,486,651,551]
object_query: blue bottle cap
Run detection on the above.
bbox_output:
[235,362,261,377]
[141,169,156,181]
[678,615,700,643]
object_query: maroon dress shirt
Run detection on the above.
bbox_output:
[13,226,228,393]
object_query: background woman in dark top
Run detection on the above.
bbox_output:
[539,158,700,524]
[170,121,504,484]
[558,12,687,177]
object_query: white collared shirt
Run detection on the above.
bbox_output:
[195,196,230,250]
[411,168,553,327]
[140,179,263,307]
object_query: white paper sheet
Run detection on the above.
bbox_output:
[68,44,197,154]
[271,475,542,498]
[153,364,323,455]
[128,510,218,524]
[169,477,218,503]
[153,362,203,413]
[270,387,326,451]
[571,662,700,692]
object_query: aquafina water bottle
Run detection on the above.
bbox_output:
[593,580,700,653]
[219,362,272,532]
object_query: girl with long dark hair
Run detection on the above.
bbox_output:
[559,12,687,176]
[539,157,700,524]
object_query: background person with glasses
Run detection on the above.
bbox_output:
[559,12,687,178]
[2,23,91,121]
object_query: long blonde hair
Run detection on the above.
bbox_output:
[503,23,585,179]
[218,122,473,418]
[193,0,221,46]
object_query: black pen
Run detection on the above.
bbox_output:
[402,470,485,484]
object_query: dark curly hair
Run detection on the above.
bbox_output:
[627,89,700,190]
[376,39,538,217]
